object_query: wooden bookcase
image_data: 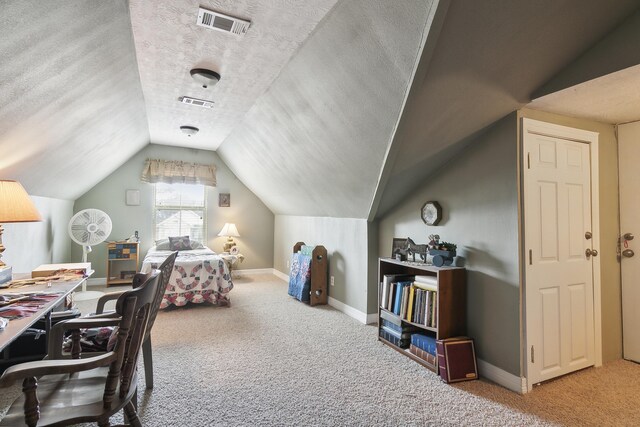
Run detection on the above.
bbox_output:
[106,241,139,287]
[378,257,466,372]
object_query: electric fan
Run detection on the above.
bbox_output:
[68,209,112,295]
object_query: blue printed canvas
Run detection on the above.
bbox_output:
[288,253,312,303]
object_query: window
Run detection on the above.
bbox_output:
[154,183,206,242]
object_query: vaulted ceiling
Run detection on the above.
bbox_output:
[1,0,640,218]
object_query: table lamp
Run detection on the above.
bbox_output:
[0,180,42,283]
[218,223,239,252]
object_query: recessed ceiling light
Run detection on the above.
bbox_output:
[180,126,199,137]
[190,68,221,89]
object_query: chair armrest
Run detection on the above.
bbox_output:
[0,352,116,387]
[95,291,126,314]
[48,317,121,359]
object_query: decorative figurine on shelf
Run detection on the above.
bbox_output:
[428,234,457,267]
[405,238,429,263]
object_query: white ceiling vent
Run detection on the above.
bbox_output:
[179,96,215,109]
[196,7,251,36]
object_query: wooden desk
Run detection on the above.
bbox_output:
[0,276,87,353]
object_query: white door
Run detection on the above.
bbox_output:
[523,119,597,387]
[618,121,640,363]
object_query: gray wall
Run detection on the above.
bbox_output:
[73,144,274,278]
[3,195,73,273]
[378,115,520,376]
[274,216,369,314]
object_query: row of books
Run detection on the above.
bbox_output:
[380,274,438,328]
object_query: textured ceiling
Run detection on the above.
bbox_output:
[374,0,640,218]
[217,0,437,217]
[0,0,148,200]
[528,64,640,124]
[128,0,338,151]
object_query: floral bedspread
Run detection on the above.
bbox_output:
[141,247,233,308]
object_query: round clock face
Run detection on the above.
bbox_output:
[421,201,442,226]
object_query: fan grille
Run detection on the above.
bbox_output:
[68,209,112,246]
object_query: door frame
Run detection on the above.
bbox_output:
[520,118,602,392]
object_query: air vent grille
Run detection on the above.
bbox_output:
[179,96,215,109]
[196,7,251,36]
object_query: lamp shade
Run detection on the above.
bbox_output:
[218,223,239,237]
[0,181,42,223]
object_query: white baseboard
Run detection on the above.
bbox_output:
[476,358,526,394]
[328,297,372,325]
[272,269,289,282]
[233,268,276,278]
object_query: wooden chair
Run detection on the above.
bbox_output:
[48,252,178,390]
[0,271,161,427]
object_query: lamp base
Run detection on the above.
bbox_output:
[223,238,236,253]
[0,265,12,285]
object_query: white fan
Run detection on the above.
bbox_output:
[68,209,112,295]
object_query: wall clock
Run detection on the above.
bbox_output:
[421,201,442,226]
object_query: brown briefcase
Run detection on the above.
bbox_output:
[436,337,478,383]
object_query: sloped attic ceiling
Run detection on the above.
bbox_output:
[373,0,640,218]
[128,0,339,151]
[217,0,438,218]
[0,0,148,200]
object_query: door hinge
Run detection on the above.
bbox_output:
[531,345,534,363]
[529,249,532,265]
[527,152,531,169]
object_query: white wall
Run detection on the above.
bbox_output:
[274,215,369,314]
[3,195,73,273]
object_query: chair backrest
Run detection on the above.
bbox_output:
[103,271,161,404]
[144,251,177,340]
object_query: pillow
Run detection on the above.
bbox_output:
[154,239,170,250]
[190,240,205,249]
[169,236,191,251]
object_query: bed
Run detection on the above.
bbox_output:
[140,239,233,309]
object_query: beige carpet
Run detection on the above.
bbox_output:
[2,274,639,426]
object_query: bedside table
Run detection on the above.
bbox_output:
[219,252,244,274]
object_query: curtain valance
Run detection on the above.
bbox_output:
[141,159,217,187]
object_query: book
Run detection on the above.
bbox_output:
[414,275,438,286]
[436,337,478,383]
[394,281,411,315]
[406,286,415,321]
[424,290,431,327]
[381,319,402,334]
[410,344,437,366]
[380,280,388,309]
[413,281,437,292]
[411,333,437,355]
[380,309,401,326]
[387,282,396,312]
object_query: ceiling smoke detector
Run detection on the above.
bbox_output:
[180,126,199,137]
[179,96,215,109]
[196,7,251,36]
[190,68,221,89]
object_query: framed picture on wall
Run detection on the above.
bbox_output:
[219,193,230,207]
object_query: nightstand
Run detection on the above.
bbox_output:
[219,252,244,275]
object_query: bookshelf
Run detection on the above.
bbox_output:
[106,241,139,287]
[378,257,466,372]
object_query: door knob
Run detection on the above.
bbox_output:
[624,233,635,241]
[586,248,599,258]
[623,249,635,258]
